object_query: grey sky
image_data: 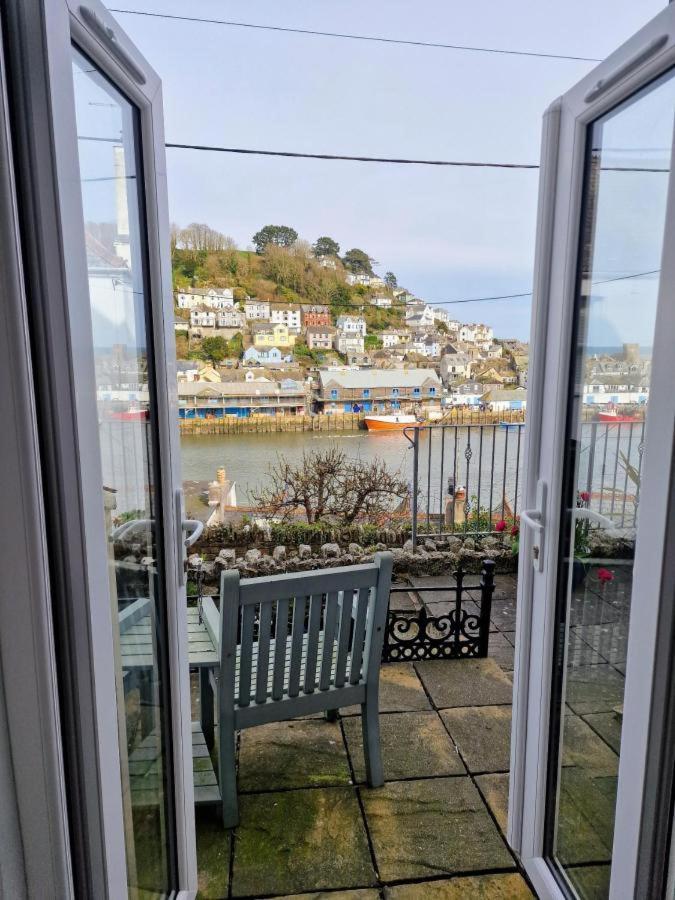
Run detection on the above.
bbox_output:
[109,1,664,339]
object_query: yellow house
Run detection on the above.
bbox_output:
[253,323,296,349]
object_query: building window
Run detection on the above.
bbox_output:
[363,389,370,399]
[413,387,420,397]
[429,387,436,395]
[392,388,399,397]
[331,389,338,400]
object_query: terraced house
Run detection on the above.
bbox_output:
[251,321,296,348]
[317,368,442,412]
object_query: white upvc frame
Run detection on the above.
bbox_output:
[0,15,73,898]
[510,6,675,899]
[2,0,196,894]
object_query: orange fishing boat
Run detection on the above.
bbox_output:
[364,414,420,432]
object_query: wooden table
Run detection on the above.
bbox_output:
[118,599,219,670]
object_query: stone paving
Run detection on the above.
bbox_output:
[194,572,622,899]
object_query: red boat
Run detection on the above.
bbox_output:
[598,409,641,423]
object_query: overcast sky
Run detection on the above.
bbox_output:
[107,1,664,339]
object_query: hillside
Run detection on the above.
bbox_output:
[171,238,406,333]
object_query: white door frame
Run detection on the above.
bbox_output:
[510,6,675,898]
[2,0,196,894]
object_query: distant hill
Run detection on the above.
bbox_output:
[171,242,405,332]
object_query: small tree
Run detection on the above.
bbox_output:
[252,224,298,254]
[384,271,397,289]
[313,236,340,258]
[252,447,409,525]
[200,335,228,365]
[364,334,383,350]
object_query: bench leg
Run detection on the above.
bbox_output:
[361,691,384,788]
[219,721,239,829]
[199,667,214,750]
[325,708,339,722]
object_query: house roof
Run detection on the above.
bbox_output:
[306,325,337,335]
[178,381,305,398]
[482,388,527,402]
[319,368,440,390]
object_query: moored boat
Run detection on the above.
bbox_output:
[364,414,420,432]
[597,409,641,423]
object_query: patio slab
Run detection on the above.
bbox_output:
[195,811,231,900]
[385,872,533,898]
[269,891,380,900]
[342,662,431,715]
[238,719,351,791]
[487,632,515,671]
[561,715,619,776]
[555,767,616,866]
[343,711,465,782]
[565,865,611,900]
[231,787,376,897]
[415,658,513,709]
[440,706,512,773]
[476,773,510,834]
[488,598,518,632]
[361,776,513,882]
[565,664,626,716]
[582,711,622,754]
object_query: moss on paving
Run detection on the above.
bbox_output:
[385,873,534,898]
[231,787,375,897]
[441,705,512,774]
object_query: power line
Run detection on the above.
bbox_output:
[165,142,539,169]
[109,8,602,63]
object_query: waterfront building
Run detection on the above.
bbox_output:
[317,368,442,413]
[178,379,307,418]
[481,387,527,411]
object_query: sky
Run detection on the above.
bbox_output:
[105,0,664,340]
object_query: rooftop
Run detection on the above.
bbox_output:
[319,368,441,389]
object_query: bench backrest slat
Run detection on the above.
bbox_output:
[238,604,256,707]
[255,601,273,704]
[303,593,323,694]
[272,597,289,701]
[349,585,371,685]
[287,595,307,699]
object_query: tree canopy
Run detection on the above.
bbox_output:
[312,236,340,258]
[342,248,374,276]
[200,336,228,365]
[251,447,409,524]
[384,271,397,289]
[252,224,298,254]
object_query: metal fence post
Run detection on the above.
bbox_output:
[478,559,496,657]
[410,426,419,551]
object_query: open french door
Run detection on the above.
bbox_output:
[510,6,675,900]
[1,0,196,895]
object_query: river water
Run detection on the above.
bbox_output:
[180,426,527,521]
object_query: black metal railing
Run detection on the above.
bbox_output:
[405,422,525,548]
[384,560,495,661]
[404,418,645,549]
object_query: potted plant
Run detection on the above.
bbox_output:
[572,491,591,590]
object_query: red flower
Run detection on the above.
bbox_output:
[597,567,614,583]
[495,520,506,533]
[579,491,590,503]
[510,524,519,536]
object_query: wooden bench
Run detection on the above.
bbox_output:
[200,552,393,827]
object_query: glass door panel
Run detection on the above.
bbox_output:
[545,70,675,898]
[71,47,174,894]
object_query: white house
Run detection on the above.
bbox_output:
[433,308,450,325]
[380,328,409,348]
[370,296,392,308]
[335,332,365,355]
[176,287,235,310]
[244,298,271,320]
[345,272,371,287]
[216,309,245,328]
[405,304,435,327]
[459,324,476,342]
[271,304,302,331]
[336,314,367,336]
[408,334,441,358]
[190,309,216,328]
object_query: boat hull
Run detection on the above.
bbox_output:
[598,412,641,423]
[365,415,419,432]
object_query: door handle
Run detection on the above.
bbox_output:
[521,480,547,572]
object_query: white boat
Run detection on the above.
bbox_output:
[364,414,420,432]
